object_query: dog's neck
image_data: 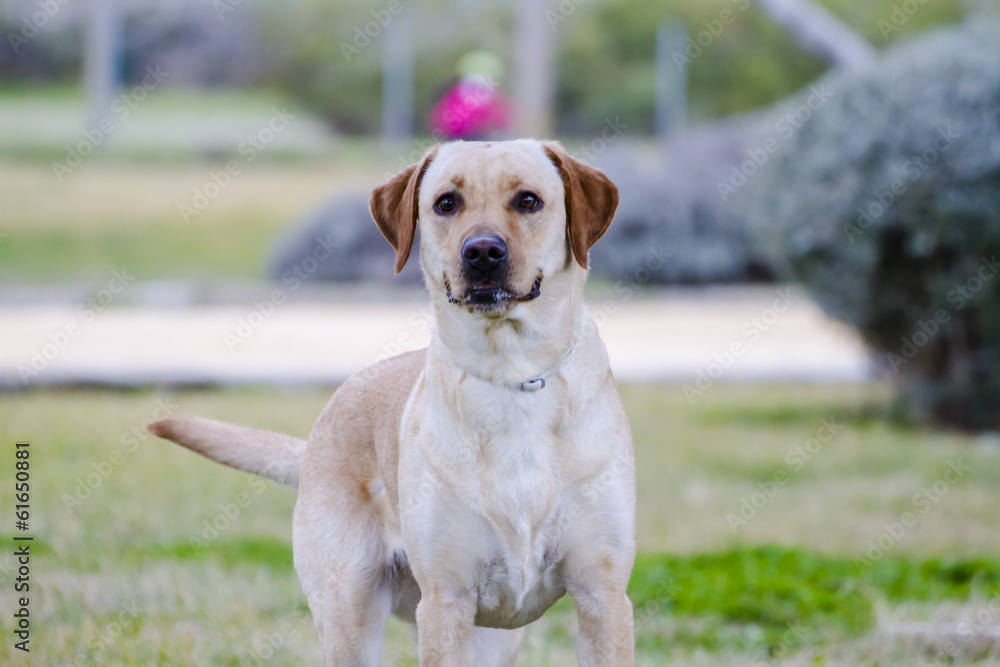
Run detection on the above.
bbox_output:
[428,271,585,390]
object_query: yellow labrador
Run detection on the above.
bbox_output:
[151,139,636,666]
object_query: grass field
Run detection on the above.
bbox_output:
[0,159,384,284]
[1,383,999,665]
[0,88,392,285]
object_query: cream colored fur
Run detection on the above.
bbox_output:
[151,139,636,666]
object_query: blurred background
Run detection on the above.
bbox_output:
[1,0,1000,664]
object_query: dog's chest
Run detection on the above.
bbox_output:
[456,450,566,629]
[400,369,613,627]
[443,389,572,627]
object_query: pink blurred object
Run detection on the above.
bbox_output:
[429,79,510,139]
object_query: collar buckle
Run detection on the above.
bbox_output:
[519,377,546,392]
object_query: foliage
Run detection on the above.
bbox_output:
[749,18,1000,429]
[258,0,966,134]
[0,0,969,135]
[258,0,512,133]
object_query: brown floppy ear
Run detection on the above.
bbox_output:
[369,147,438,274]
[542,141,619,270]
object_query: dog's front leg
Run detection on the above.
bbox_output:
[568,581,634,666]
[399,457,480,665]
[563,495,636,665]
[415,588,477,666]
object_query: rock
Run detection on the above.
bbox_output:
[589,123,775,285]
[268,192,424,285]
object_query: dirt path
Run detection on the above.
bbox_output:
[0,286,871,388]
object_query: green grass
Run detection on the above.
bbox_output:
[27,530,1000,656]
[0,159,386,283]
[0,212,286,282]
[1,384,999,664]
[0,85,327,159]
[0,87,403,283]
[630,547,1000,654]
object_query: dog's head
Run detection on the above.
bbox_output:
[370,139,618,316]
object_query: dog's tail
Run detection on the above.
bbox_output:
[148,416,306,487]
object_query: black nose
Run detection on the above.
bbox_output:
[461,234,507,271]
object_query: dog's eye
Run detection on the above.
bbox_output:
[516,192,543,212]
[434,194,458,215]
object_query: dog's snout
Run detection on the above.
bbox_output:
[461,234,508,271]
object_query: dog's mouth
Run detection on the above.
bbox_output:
[445,275,543,311]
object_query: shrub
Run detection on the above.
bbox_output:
[258,0,510,133]
[749,18,1000,429]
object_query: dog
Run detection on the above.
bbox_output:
[150,139,636,666]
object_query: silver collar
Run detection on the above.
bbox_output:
[483,335,578,393]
